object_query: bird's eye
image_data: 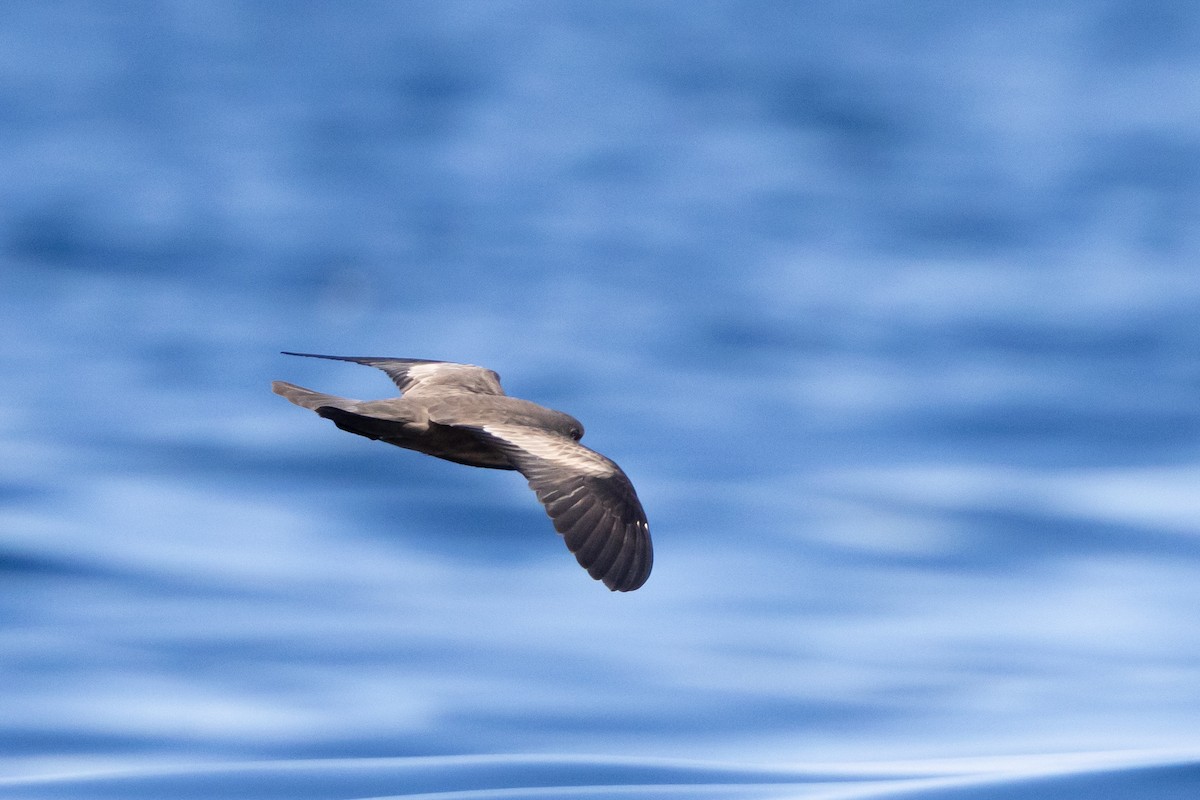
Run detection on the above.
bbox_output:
[570,427,582,441]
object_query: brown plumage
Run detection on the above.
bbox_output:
[272,352,652,591]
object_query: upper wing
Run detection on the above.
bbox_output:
[282,352,504,397]
[471,423,652,592]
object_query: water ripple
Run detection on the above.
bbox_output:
[3,751,1198,800]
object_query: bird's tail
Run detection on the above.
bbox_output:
[272,381,416,445]
[271,381,357,411]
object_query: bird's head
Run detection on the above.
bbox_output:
[556,412,585,441]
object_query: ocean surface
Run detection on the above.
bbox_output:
[3,2,1200,798]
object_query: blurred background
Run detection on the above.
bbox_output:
[2,2,1200,797]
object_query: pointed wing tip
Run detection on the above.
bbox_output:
[281,351,387,361]
[281,351,341,360]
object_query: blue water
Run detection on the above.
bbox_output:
[3,2,1200,797]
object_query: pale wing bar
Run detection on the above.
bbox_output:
[475,424,652,592]
[281,352,504,397]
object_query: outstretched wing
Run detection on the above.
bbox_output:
[282,352,504,398]
[469,423,652,592]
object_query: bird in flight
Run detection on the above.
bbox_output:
[272,352,652,591]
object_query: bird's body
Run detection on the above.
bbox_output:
[272,352,652,591]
